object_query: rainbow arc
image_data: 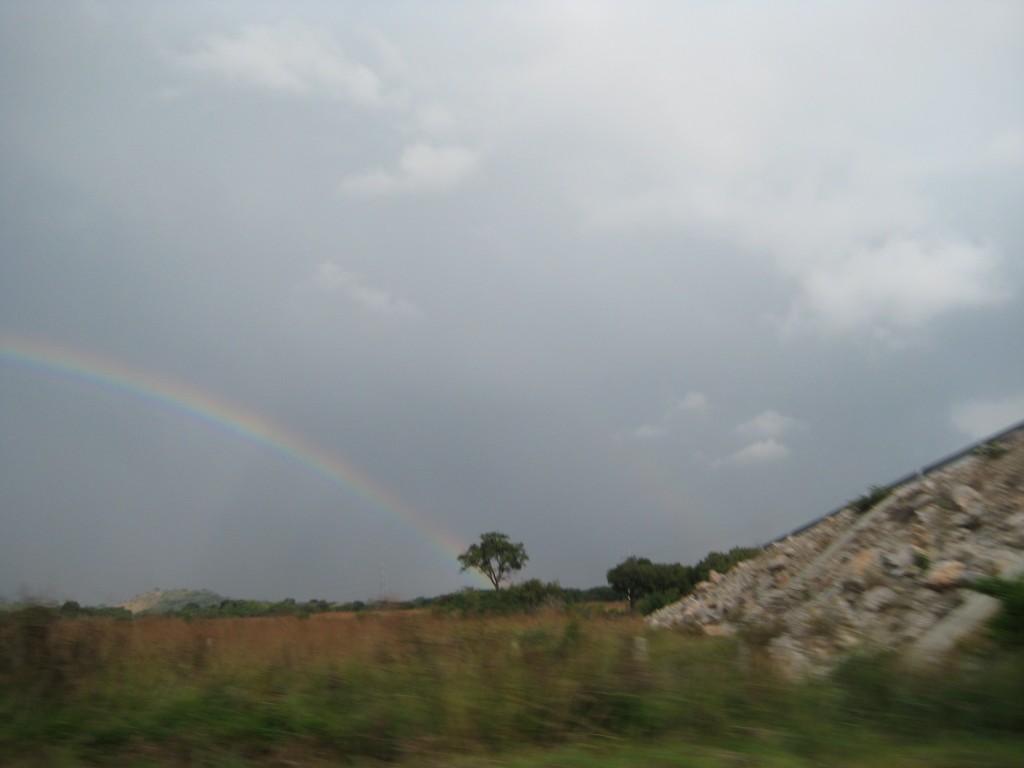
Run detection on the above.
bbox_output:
[0,333,487,587]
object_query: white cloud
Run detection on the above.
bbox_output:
[628,391,707,440]
[989,129,1024,165]
[736,410,800,440]
[303,262,421,319]
[585,176,1009,342]
[500,3,1018,340]
[415,104,457,135]
[340,143,479,196]
[180,24,381,103]
[786,238,1008,335]
[632,424,668,440]
[714,410,801,465]
[720,438,790,466]
[669,391,708,414]
[950,394,1024,440]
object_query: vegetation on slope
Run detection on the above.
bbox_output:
[607,546,762,614]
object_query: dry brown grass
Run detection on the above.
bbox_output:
[4,606,1023,766]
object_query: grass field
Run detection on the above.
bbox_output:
[2,606,1022,766]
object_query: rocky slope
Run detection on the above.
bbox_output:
[648,423,1024,676]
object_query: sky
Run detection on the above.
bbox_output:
[2,1,1022,606]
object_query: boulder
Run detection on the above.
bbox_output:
[951,484,985,517]
[923,561,966,591]
[952,511,981,530]
[861,586,898,612]
[1003,512,1024,548]
[842,548,881,592]
[882,546,915,571]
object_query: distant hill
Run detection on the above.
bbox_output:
[119,588,225,614]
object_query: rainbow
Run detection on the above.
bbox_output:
[0,333,488,587]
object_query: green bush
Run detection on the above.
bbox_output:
[973,440,1010,460]
[607,547,761,612]
[851,485,891,514]
[432,580,567,616]
[967,576,1024,646]
[638,589,681,616]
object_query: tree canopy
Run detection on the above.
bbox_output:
[606,557,692,612]
[457,532,528,590]
[607,546,761,613]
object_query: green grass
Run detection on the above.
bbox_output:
[2,608,1023,766]
[418,734,1024,767]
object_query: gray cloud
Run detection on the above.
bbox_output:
[950,394,1024,440]
[1,1,1022,605]
[735,410,801,440]
[340,143,479,196]
[784,238,1007,338]
[296,262,422,319]
[720,439,791,467]
[628,391,708,440]
[179,23,383,102]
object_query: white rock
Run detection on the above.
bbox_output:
[862,586,898,612]
[952,484,985,517]
[923,561,966,591]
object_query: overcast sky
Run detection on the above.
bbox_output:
[2,1,1022,605]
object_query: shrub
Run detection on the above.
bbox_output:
[638,589,681,616]
[432,581,566,616]
[850,485,891,514]
[973,440,1010,460]
[966,575,1024,646]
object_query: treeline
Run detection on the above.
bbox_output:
[0,602,133,621]
[0,598,365,621]
[166,597,404,619]
[432,546,763,618]
[428,581,620,616]
[2,547,760,621]
[607,546,762,615]
[1,585,624,622]
[173,587,620,619]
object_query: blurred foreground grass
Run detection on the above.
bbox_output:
[2,606,1022,766]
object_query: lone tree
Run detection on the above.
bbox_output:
[606,556,657,612]
[606,556,694,613]
[457,532,528,590]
